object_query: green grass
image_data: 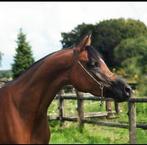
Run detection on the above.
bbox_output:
[48,121,147,144]
[137,128,147,144]
[48,96,147,144]
[49,121,129,144]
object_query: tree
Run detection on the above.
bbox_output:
[114,35,147,75]
[12,29,34,79]
[114,35,147,98]
[61,23,95,48]
[61,18,147,68]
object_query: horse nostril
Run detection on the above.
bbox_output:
[124,86,132,97]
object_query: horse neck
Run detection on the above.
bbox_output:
[11,49,73,120]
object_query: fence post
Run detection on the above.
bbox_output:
[106,101,113,118]
[128,96,136,144]
[76,90,84,132]
[58,89,64,127]
[115,101,120,114]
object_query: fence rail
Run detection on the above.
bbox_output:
[55,95,114,101]
[129,98,147,103]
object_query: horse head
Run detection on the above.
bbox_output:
[69,35,132,102]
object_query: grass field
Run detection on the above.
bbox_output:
[49,121,129,144]
[49,121,147,144]
[48,95,147,144]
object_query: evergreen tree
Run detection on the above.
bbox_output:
[12,29,34,79]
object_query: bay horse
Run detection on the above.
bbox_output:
[0,35,132,144]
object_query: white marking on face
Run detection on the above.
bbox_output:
[100,58,105,63]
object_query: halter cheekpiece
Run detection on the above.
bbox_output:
[73,48,104,106]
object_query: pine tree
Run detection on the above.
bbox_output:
[12,29,34,79]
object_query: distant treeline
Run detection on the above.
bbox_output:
[0,70,12,79]
[61,18,147,69]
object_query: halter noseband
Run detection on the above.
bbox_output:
[73,48,104,106]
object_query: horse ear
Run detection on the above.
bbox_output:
[76,34,91,52]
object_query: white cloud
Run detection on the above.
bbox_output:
[0,2,147,70]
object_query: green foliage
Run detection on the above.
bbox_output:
[114,35,147,98]
[114,35,147,72]
[12,29,34,79]
[61,23,95,49]
[61,18,147,67]
[0,70,12,79]
[136,76,147,99]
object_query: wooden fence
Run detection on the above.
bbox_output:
[1,82,146,144]
[128,97,147,144]
[48,86,147,144]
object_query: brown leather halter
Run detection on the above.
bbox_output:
[72,47,104,106]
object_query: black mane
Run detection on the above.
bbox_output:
[86,46,102,61]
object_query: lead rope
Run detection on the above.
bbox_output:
[77,61,104,107]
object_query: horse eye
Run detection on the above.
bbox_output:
[87,61,98,68]
[95,62,98,67]
[91,61,98,67]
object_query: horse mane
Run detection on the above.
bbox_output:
[6,46,101,85]
[86,46,102,60]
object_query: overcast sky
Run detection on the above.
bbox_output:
[0,2,147,70]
